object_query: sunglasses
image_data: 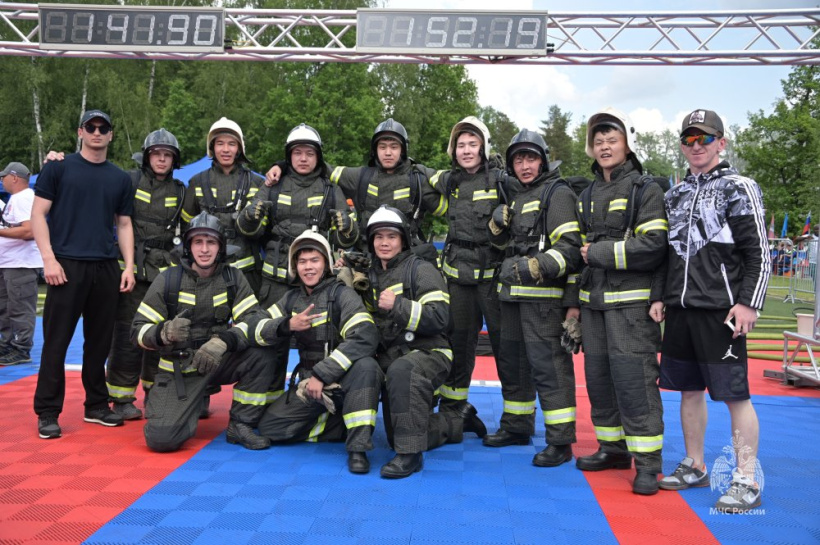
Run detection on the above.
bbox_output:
[680,134,717,147]
[83,123,112,135]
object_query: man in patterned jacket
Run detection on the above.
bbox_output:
[657,109,770,514]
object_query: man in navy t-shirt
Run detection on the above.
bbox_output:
[31,109,136,440]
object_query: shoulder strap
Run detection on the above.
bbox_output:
[534,179,569,239]
[623,175,655,234]
[403,254,421,302]
[408,167,428,241]
[164,266,184,319]
[222,266,237,311]
[579,181,596,232]
[200,169,217,212]
[357,167,376,215]
[326,282,343,352]
[267,179,283,221]
[495,170,510,205]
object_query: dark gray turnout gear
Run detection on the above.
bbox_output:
[182,164,264,292]
[488,164,582,444]
[366,249,461,454]
[107,166,185,405]
[253,277,382,452]
[238,169,357,309]
[429,165,515,412]
[575,159,668,473]
[131,258,277,453]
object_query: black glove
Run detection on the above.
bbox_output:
[489,204,512,235]
[342,250,371,270]
[160,309,191,344]
[330,209,353,235]
[514,256,542,284]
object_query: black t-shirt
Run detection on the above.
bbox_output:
[35,152,133,260]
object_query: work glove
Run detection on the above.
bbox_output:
[237,200,270,234]
[330,209,353,236]
[192,336,228,375]
[489,204,512,236]
[160,309,191,345]
[341,250,370,271]
[561,316,583,354]
[296,380,343,414]
[513,256,542,284]
[352,271,370,292]
[337,266,355,288]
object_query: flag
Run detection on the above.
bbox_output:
[781,212,789,238]
[768,214,775,240]
[802,211,812,235]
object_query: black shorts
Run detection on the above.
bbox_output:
[659,306,750,402]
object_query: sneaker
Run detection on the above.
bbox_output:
[38,416,62,439]
[659,457,709,490]
[0,348,32,366]
[112,401,143,420]
[715,469,762,513]
[84,407,124,427]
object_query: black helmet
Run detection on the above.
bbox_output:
[369,118,409,167]
[285,123,323,171]
[366,205,412,254]
[183,212,226,264]
[506,129,549,176]
[143,128,181,170]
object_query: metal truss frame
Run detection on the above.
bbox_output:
[1,3,819,65]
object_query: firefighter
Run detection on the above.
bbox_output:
[365,206,466,478]
[182,117,264,294]
[132,212,276,453]
[574,107,668,495]
[107,129,186,419]
[486,130,582,466]
[253,231,383,474]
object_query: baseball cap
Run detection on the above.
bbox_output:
[80,109,112,127]
[680,109,724,136]
[0,161,31,179]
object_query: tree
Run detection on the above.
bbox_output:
[477,106,518,156]
[539,105,573,168]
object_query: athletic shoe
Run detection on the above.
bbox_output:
[38,416,62,439]
[0,348,32,366]
[659,457,709,490]
[112,401,143,420]
[715,469,762,513]
[84,407,124,427]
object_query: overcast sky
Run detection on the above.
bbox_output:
[384,0,815,136]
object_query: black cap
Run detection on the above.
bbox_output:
[680,109,724,136]
[80,109,112,127]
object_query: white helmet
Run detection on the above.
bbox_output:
[447,116,492,163]
[366,205,411,254]
[585,107,637,158]
[285,123,324,168]
[287,229,334,281]
[207,117,245,159]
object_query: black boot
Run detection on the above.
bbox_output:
[575,449,632,471]
[380,453,423,479]
[456,402,487,438]
[226,421,271,450]
[348,452,370,474]
[199,395,211,419]
[482,429,530,447]
[532,444,573,467]
[633,472,659,495]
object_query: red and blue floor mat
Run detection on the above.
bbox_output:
[1,321,819,544]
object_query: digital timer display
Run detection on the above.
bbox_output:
[38,4,224,53]
[357,9,548,56]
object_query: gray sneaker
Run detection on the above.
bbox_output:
[84,407,124,427]
[112,402,143,420]
[715,469,762,513]
[659,457,709,490]
[38,416,62,439]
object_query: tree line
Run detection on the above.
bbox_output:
[1,1,817,237]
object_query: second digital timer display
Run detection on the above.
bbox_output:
[357,10,548,56]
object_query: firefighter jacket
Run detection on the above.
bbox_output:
[130,260,262,374]
[662,161,770,311]
[182,163,263,274]
[430,166,517,285]
[489,168,583,305]
[249,276,377,385]
[238,170,357,285]
[124,169,185,283]
[366,251,451,358]
[577,160,668,310]
[329,159,446,241]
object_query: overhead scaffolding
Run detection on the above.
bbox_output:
[0,3,818,65]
